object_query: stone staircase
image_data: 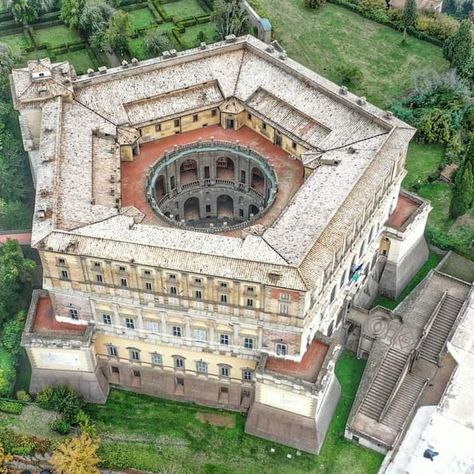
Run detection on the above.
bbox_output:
[380,373,426,430]
[418,295,464,364]
[359,348,409,420]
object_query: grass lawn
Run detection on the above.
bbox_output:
[251,0,448,108]
[403,142,445,189]
[180,23,218,48]
[129,7,157,29]
[0,32,31,52]
[55,49,95,74]
[86,352,382,474]
[164,0,208,19]
[372,251,443,310]
[33,25,82,48]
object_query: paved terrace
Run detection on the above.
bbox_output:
[121,125,304,234]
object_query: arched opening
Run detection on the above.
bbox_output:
[216,195,234,219]
[216,157,234,180]
[340,270,347,288]
[368,225,375,243]
[180,159,198,185]
[155,175,166,201]
[330,285,337,304]
[184,197,200,221]
[251,167,265,194]
[249,204,259,217]
[359,241,365,259]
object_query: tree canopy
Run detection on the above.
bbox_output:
[144,29,173,56]
[450,135,474,218]
[443,20,473,73]
[105,10,134,55]
[51,433,101,474]
[211,0,249,39]
[5,0,55,24]
[403,0,417,39]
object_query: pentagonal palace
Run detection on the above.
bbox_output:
[10,35,430,453]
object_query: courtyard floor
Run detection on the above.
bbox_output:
[121,125,304,235]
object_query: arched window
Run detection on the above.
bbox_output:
[340,270,347,288]
[330,285,337,304]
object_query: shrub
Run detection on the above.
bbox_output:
[16,390,31,402]
[37,385,84,423]
[49,417,72,435]
[305,0,326,7]
[51,433,100,474]
[144,29,173,55]
[0,399,23,415]
[336,64,364,87]
[0,349,15,398]
[416,12,459,41]
[1,311,26,357]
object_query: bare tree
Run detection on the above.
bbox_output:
[211,0,249,40]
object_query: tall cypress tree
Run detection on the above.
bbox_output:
[403,0,417,41]
[443,21,473,73]
[450,136,474,218]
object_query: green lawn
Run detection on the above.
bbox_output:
[402,142,445,189]
[164,0,208,19]
[86,352,382,474]
[0,32,31,52]
[55,49,95,74]
[129,7,157,29]
[251,0,448,108]
[33,25,82,48]
[372,252,443,310]
[180,23,218,48]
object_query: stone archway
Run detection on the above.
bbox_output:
[217,195,234,218]
[180,159,198,185]
[216,157,235,180]
[184,196,200,221]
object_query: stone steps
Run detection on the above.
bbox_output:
[359,348,409,421]
[419,295,464,364]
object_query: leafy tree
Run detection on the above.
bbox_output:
[78,0,115,44]
[0,44,18,76]
[403,0,417,40]
[450,136,474,218]
[0,199,31,231]
[61,0,86,29]
[51,433,101,474]
[211,0,249,39]
[443,20,473,72]
[0,130,27,202]
[305,0,326,8]
[0,443,13,474]
[0,240,35,325]
[196,30,206,44]
[1,311,26,357]
[0,348,15,397]
[105,10,134,55]
[5,0,55,24]
[144,29,173,56]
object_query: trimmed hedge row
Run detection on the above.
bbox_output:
[0,399,24,415]
[328,0,446,46]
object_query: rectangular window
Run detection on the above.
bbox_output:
[220,334,230,345]
[155,123,161,132]
[172,326,182,337]
[145,281,153,292]
[262,122,267,130]
[130,349,140,361]
[244,337,254,349]
[247,287,255,294]
[96,274,103,283]
[170,286,177,295]
[194,278,202,285]
[195,290,202,299]
[220,366,230,377]
[174,119,180,128]
[69,308,79,320]
[220,282,228,289]
[60,270,69,280]
[125,318,135,330]
[145,321,159,334]
[276,343,288,356]
[144,270,152,276]
[211,109,218,117]
[119,266,126,273]
[175,357,184,369]
[192,114,198,122]
[193,328,207,342]
[280,293,290,301]
[220,294,228,303]
[279,303,289,315]
[176,376,184,385]
[247,113,252,120]
[111,366,119,374]
[196,361,208,374]
[243,370,253,381]
[58,258,66,266]
[93,262,101,269]
[151,353,162,365]
[102,313,112,325]
[133,369,141,377]
[107,345,118,357]
[246,298,254,308]
[292,141,297,150]
[169,274,177,281]
[120,278,128,288]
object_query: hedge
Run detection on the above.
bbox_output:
[0,348,15,398]
[0,399,23,415]
[327,0,446,46]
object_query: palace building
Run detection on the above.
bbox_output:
[11,35,430,454]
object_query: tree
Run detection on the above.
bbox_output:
[450,135,474,218]
[61,0,86,29]
[0,443,13,474]
[78,0,115,43]
[0,130,28,202]
[0,240,35,325]
[105,10,134,55]
[51,433,101,474]
[402,0,417,41]
[443,21,473,72]
[0,44,18,76]
[144,29,173,56]
[5,0,55,24]
[211,0,249,40]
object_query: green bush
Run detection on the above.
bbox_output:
[16,390,31,402]
[49,417,72,435]
[0,348,15,398]
[336,63,364,87]
[36,385,84,423]
[0,399,23,415]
